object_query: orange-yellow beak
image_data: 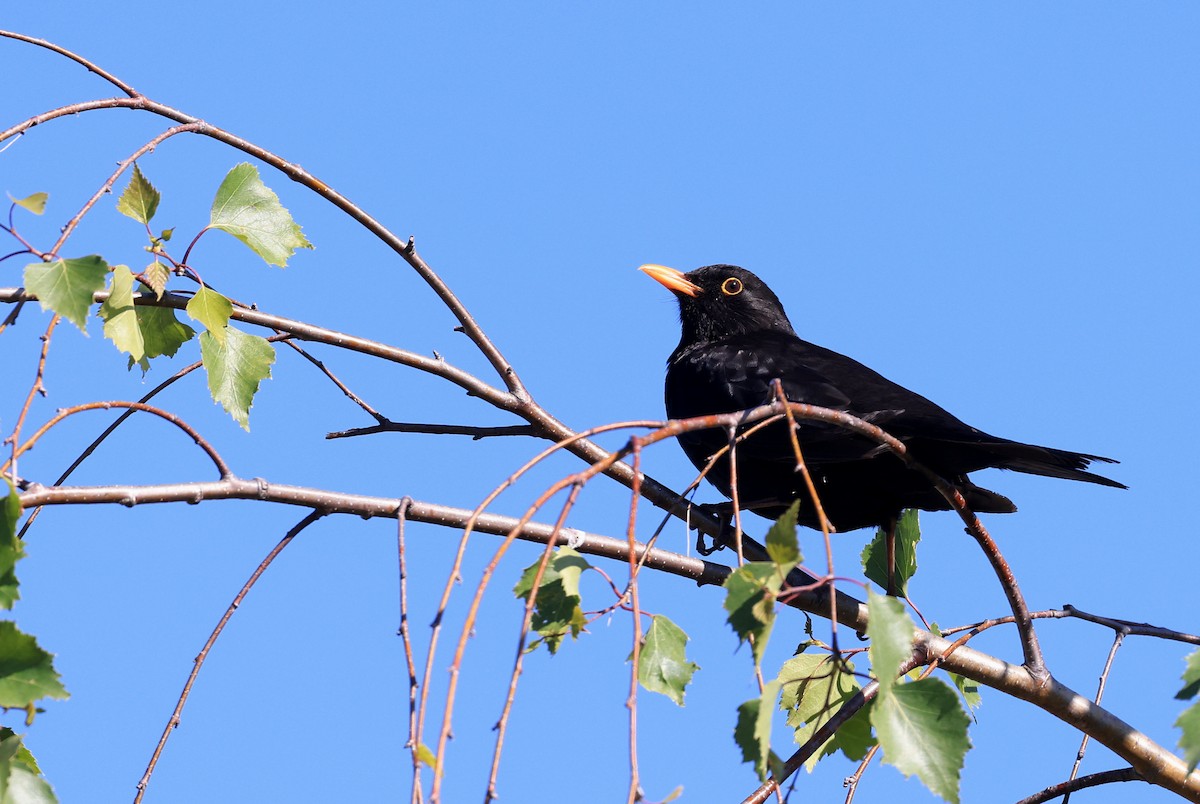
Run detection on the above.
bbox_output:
[639,264,702,298]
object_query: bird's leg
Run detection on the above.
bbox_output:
[885,514,899,597]
[695,503,734,555]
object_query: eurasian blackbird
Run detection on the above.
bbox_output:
[642,264,1124,533]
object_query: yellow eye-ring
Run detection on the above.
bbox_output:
[721,277,743,296]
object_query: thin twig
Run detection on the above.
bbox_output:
[133,509,327,803]
[3,400,232,479]
[485,483,583,803]
[4,314,58,478]
[1013,767,1144,804]
[395,498,424,804]
[1063,629,1127,803]
[625,443,644,804]
[328,422,537,440]
[49,124,201,257]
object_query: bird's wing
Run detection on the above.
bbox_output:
[669,334,893,463]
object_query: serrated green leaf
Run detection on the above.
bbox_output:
[8,193,47,216]
[1177,700,1200,772]
[734,680,782,782]
[186,286,233,346]
[0,622,68,710]
[723,562,780,667]
[871,678,970,804]
[765,500,802,575]
[142,262,169,300]
[861,509,921,596]
[23,256,108,332]
[0,480,26,612]
[116,164,160,224]
[513,548,591,654]
[0,729,56,804]
[867,589,913,696]
[134,306,195,366]
[209,163,312,267]
[98,266,145,363]
[200,326,275,430]
[949,672,982,715]
[776,652,875,771]
[1176,649,1200,700]
[633,615,699,706]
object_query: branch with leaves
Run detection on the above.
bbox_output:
[1,28,1198,804]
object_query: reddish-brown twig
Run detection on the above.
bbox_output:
[4,314,58,478]
[4,400,231,479]
[625,443,645,804]
[395,499,425,804]
[485,483,583,803]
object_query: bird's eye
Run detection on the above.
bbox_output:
[721,277,743,296]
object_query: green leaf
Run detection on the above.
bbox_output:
[209,163,312,267]
[1176,649,1200,700]
[8,193,47,216]
[734,680,782,782]
[764,500,802,575]
[185,286,233,346]
[1177,700,1200,772]
[98,266,145,363]
[861,509,921,596]
[142,261,169,300]
[723,562,780,667]
[949,672,982,715]
[23,256,108,332]
[0,622,68,710]
[633,615,699,706]
[871,678,970,804]
[200,326,275,430]
[513,547,592,654]
[867,589,913,696]
[777,652,875,771]
[0,729,57,804]
[0,480,26,611]
[133,306,196,370]
[115,163,160,224]
[414,743,436,769]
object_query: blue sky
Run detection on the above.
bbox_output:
[2,4,1198,803]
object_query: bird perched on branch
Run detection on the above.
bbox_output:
[641,263,1124,534]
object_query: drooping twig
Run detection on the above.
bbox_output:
[625,442,645,804]
[133,509,327,803]
[395,498,424,804]
[4,400,232,479]
[485,483,583,803]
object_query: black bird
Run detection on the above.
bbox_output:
[641,263,1124,533]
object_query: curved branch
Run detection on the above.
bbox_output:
[1014,767,1144,804]
[4,400,231,479]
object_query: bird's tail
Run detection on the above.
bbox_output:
[980,442,1127,489]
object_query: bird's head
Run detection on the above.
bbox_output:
[640,264,796,347]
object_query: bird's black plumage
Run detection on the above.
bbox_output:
[642,264,1124,532]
